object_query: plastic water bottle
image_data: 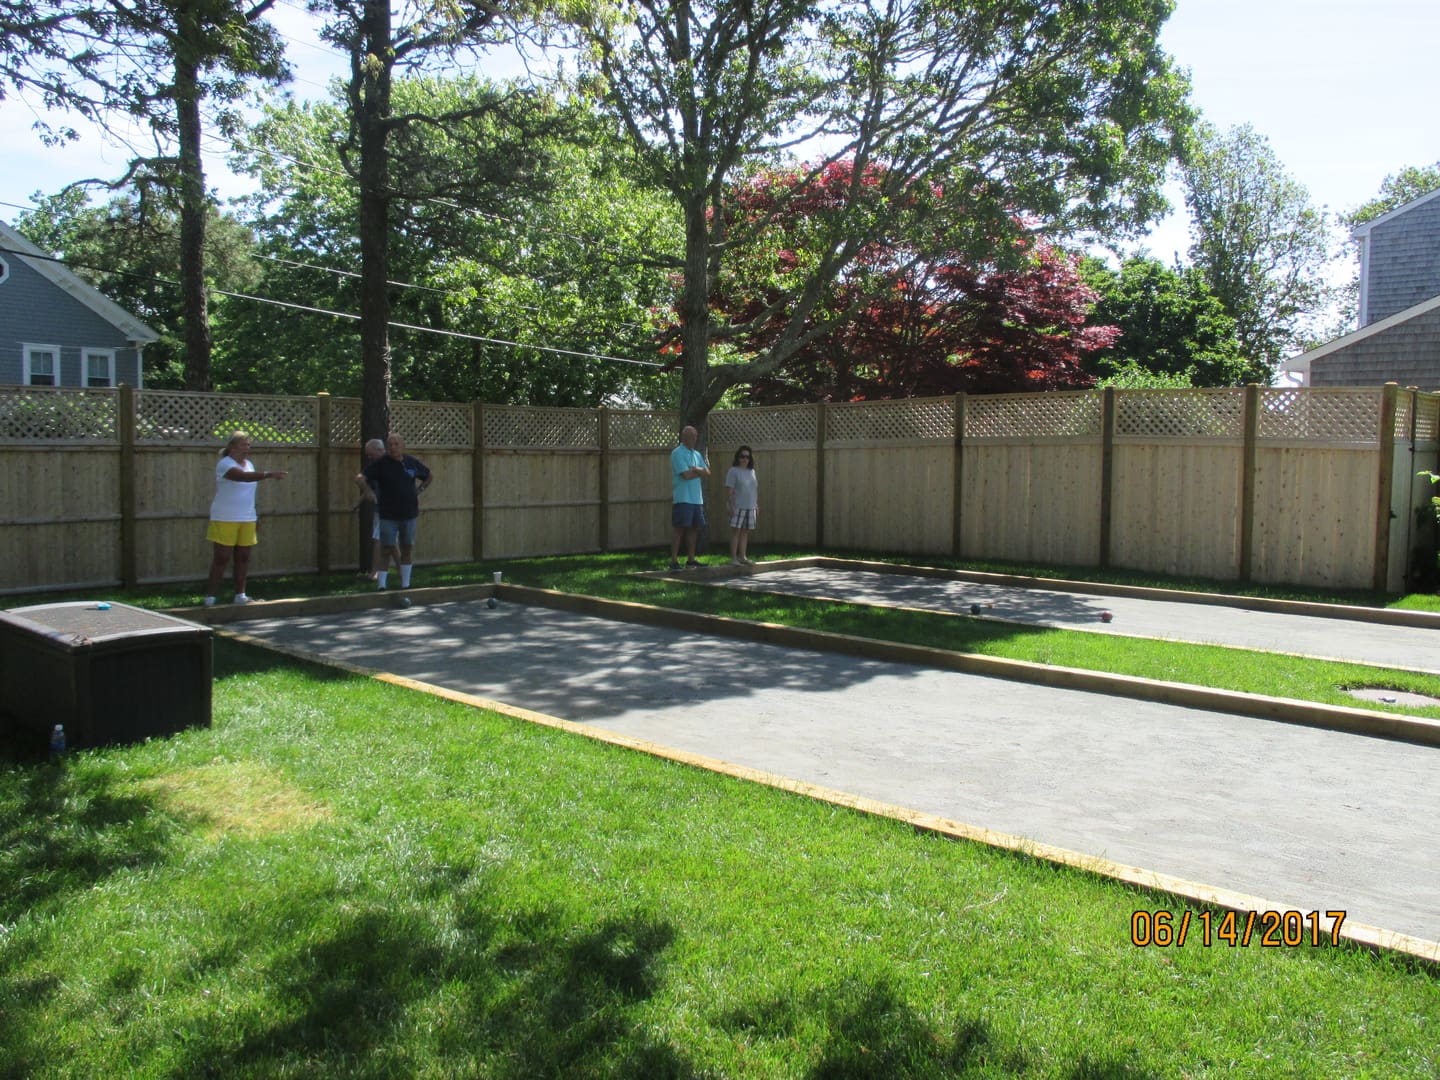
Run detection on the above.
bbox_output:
[49,724,66,759]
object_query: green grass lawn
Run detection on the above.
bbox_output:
[3,640,1437,1078]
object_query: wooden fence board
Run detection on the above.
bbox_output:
[1109,442,1242,580]
[961,442,1102,566]
[825,445,953,554]
[1251,446,1378,589]
[3,387,1437,594]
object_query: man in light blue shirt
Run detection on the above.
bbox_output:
[669,425,710,570]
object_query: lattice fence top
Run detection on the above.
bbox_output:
[710,404,817,447]
[0,386,118,442]
[137,389,317,446]
[607,410,678,450]
[392,400,473,447]
[825,396,953,443]
[3,386,1424,451]
[1395,394,1412,443]
[966,390,1100,439]
[1258,388,1379,443]
[1415,393,1439,445]
[484,404,599,449]
[330,398,362,447]
[1116,388,1244,440]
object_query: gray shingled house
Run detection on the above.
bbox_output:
[1282,186,1440,389]
[0,219,158,388]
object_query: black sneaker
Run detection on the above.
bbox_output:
[685,559,703,569]
[668,560,682,571]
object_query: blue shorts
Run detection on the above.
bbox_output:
[378,517,418,547]
[671,502,706,529]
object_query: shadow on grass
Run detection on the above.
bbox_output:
[0,765,173,925]
[0,762,175,1067]
[720,977,1158,1079]
[170,894,692,1079]
[212,636,354,684]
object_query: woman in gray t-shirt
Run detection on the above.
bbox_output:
[725,445,759,565]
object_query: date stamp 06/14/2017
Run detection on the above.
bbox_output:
[1130,909,1348,948]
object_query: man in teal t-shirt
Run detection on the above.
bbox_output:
[669,425,710,570]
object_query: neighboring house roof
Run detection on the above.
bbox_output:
[0,219,160,345]
[1280,293,1440,387]
[1349,185,1440,240]
[1281,185,1440,387]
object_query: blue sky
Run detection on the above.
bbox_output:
[2,0,1437,264]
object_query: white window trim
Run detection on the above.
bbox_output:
[22,343,61,386]
[0,254,9,285]
[83,348,116,388]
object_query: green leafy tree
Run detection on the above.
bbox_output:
[1092,361,1194,390]
[1080,255,1247,386]
[0,2,113,140]
[1344,162,1440,230]
[223,78,677,404]
[1181,123,1331,382]
[14,185,263,387]
[575,0,1190,437]
[1,0,289,391]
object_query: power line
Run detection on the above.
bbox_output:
[249,251,655,332]
[3,189,658,336]
[218,287,664,366]
[0,244,666,368]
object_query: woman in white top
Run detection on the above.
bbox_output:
[204,430,287,605]
[725,444,759,565]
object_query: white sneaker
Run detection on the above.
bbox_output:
[730,556,742,565]
[233,593,253,605]
[743,557,756,565]
[203,596,216,607]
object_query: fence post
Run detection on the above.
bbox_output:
[815,401,827,548]
[315,392,331,576]
[1373,382,1399,591]
[598,405,610,552]
[1098,387,1116,568]
[473,401,486,560]
[118,384,137,588]
[952,393,966,557]
[1400,387,1420,592]
[1239,383,1261,583]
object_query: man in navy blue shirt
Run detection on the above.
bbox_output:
[360,434,432,590]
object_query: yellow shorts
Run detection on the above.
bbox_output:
[207,521,258,547]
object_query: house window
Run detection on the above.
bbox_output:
[84,349,116,387]
[22,344,60,386]
[0,254,9,285]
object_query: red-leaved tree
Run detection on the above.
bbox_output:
[684,161,1119,403]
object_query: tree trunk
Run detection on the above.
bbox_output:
[174,31,211,391]
[679,191,711,444]
[356,0,393,567]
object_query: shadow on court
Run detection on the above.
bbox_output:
[718,566,1440,674]
[238,600,929,723]
[723,568,1110,624]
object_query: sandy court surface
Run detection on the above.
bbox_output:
[236,598,1440,944]
[717,565,1440,675]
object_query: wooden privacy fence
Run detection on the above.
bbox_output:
[1,383,1436,595]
